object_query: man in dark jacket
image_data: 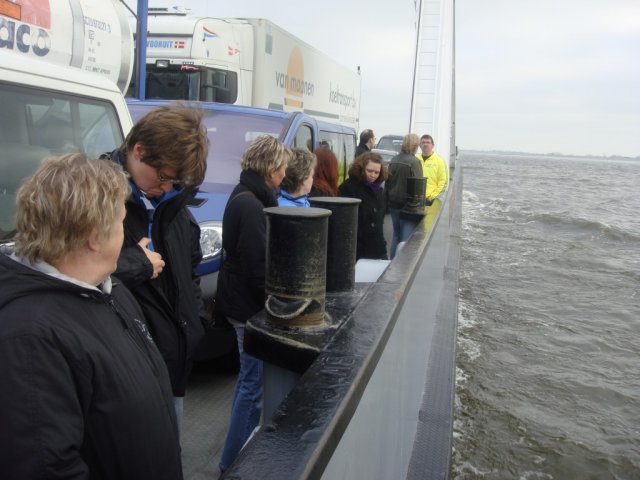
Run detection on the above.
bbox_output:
[0,154,182,479]
[355,128,376,158]
[105,104,209,432]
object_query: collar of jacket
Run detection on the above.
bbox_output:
[106,149,186,207]
[239,169,278,207]
[279,190,310,207]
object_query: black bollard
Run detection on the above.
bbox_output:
[401,176,427,214]
[309,197,361,292]
[264,206,331,327]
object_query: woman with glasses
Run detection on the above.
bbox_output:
[102,104,209,433]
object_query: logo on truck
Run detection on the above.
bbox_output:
[147,39,185,49]
[202,26,217,40]
[275,47,315,109]
[0,0,52,56]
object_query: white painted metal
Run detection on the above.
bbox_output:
[410,0,455,168]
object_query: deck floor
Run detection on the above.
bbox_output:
[182,362,237,479]
[180,214,393,479]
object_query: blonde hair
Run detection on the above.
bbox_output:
[281,148,317,193]
[241,135,293,179]
[14,153,130,263]
[123,103,208,187]
[401,133,420,155]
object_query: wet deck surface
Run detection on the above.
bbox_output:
[182,362,236,480]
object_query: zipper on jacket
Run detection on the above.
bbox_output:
[106,296,163,378]
[107,297,129,329]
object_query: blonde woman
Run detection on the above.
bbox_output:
[0,154,181,478]
[217,135,293,473]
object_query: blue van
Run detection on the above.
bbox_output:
[126,99,356,322]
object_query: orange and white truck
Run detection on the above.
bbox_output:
[140,7,361,129]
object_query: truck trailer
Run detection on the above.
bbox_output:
[139,8,361,129]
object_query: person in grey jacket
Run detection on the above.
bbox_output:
[0,154,182,479]
[386,133,424,258]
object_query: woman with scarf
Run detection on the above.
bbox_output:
[216,135,293,474]
[338,151,389,260]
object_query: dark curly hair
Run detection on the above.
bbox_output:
[347,151,388,184]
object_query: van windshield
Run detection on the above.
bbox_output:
[127,103,288,187]
[0,83,123,243]
[201,109,287,186]
[145,65,239,104]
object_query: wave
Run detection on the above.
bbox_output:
[464,189,640,243]
[529,212,640,242]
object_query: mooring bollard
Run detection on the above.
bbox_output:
[309,196,360,292]
[263,206,331,327]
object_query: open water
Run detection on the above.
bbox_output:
[452,152,640,479]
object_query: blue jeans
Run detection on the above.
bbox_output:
[219,325,263,471]
[389,208,421,258]
[173,396,184,438]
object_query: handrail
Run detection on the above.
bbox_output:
[226,166,462,479]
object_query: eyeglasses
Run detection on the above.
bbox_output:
[156,169,185,187]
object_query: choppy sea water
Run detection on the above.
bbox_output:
[451,152,640,479]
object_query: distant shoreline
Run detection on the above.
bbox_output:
[459,150,639,161]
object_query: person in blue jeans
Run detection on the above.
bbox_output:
[386,133,424,258]
[216,135,293,473]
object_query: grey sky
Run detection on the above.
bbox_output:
[127,0,639,157]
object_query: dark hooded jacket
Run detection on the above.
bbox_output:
[386,152,424,209]
[106,149,206,397]
[216,169,278,323]
[338,176,388,260]
[0,254,182,479]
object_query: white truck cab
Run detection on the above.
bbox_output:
[0,0,134,247]
[0,55,133,246]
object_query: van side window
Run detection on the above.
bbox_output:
[319,130,356,184]
[293,125,313,151]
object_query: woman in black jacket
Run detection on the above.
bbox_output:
[217,135,293,472]
[0,154,182,479]
[338,151,389,260]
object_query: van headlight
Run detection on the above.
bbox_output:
[199,221,222,260]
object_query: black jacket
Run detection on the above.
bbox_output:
[216,169,278,323]
[355,143,370,158]
[338,176,388,260]
[386,152,424,209]
[0,254,182,480]
[108,150,205,397]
